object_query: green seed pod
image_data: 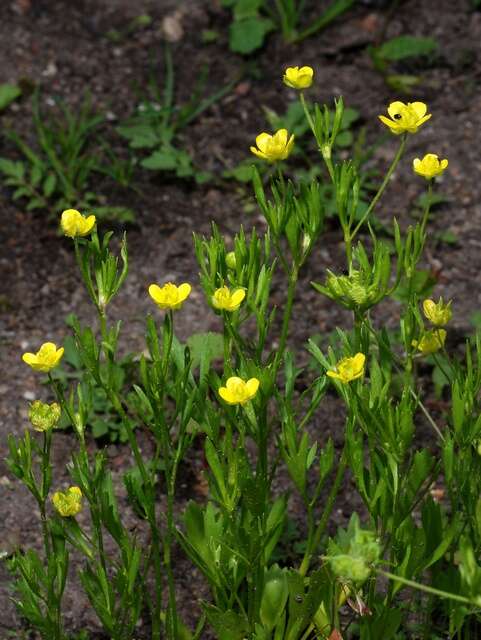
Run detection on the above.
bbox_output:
[29,401,61,432]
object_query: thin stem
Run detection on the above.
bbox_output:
[420,180,433,236]
[378,569,473,605]
[40,431,52,557]
[272,264,299,378]
[299,446,347,576]
[350,134,407,241]
[300,92,316,137]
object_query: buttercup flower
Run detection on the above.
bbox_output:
[212,286,246,312]
[283,66,314,90]
[378,101,431,135]
[52,486,83,517]
[327,353,365,384]
[413,154,448,180]
[412,329,446,355]
[60,209,96,238]
[29,400,61,432]
[219,376,259,405]
[250,129,295,163]
[148,282,191,310]
[22,342,64,373]
[423,298,452,326]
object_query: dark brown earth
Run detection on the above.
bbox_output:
[1,0,481,636]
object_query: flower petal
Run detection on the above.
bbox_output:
[148,284,163,302]
[410,102,427,118]
[255,133,271,153]
[246,378,259,397]
[250,146,267,160]
[387,101,406,119]
[177,283,192,301]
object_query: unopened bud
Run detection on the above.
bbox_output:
[226,251,237,269]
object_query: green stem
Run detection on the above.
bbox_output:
[378,569,473,605]
[40,431,52,557]
[420,180,433,236]
[156,310,178,640]
[299,446,347,576]
[272,265,299,378]
[350,134,407,241]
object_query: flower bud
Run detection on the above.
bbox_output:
[225,251,237,269]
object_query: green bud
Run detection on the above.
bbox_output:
[260,565,288,631]
[226,251,237,269]
[29,401,61,432]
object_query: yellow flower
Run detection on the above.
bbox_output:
[29,401,61,432]
[148,282,191,310]
[212,286,246,312]
[423,298,452,326]
[250,129,295,163]
[413,154,448,179]
[378,101,431,135]
[52,486,83,517]
[219,376,259,405]
[412,329,447,355]
[327,353,365,384]
[22,342,64,373]
[60,209,96,238]
[283,66,314,90]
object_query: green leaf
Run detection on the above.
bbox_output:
[203,605,249,640]
[233,0,263,19]
[0,83,21,111]
[0,157,25,178]
[377,36,438,62]
[116,124,160,149]
[43,173,57,197]
[229,17,274,54]
[141,149,181,171]
[186,332,223,369]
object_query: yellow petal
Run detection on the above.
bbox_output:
[83,215,96,234]
[352,353,366,368]
[440,159,448,169]
[245,378,260,397]
[22,353,37,366]
[387,101,406,119]
[219,387,233,404]
[378,115,398,130]
[255,133,271,153]
[226,376,243,389]
[231,289,246,307]
[326,370,341,380]
[148,284,163,302]
[274,129,288,146]
[286,134,295,155]
[416,113,432,126]
[250,146,267,160]
[177,283,192,301]
[410,102,427,118]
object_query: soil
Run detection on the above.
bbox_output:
[1,0,481,637]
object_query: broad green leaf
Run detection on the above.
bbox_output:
[377,35,438,61]
[229,17,274,54]
[0,83,21,111]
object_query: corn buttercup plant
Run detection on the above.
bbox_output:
[7,66,481,640]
